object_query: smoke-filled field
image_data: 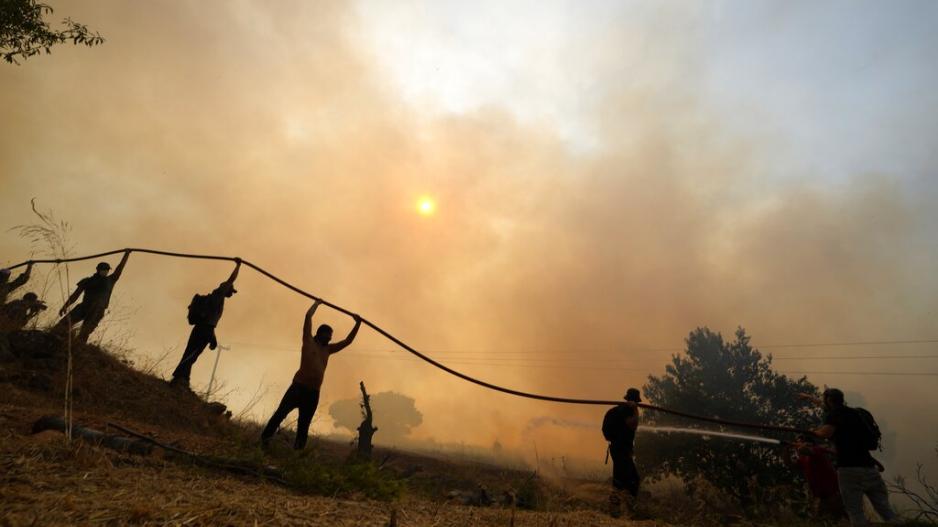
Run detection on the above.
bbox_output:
[2,1,937,524]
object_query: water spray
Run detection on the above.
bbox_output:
[640,426,781,445]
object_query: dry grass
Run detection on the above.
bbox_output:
[0,432,666,527]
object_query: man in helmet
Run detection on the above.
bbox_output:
[0,262,33,304]
[0,291,47,331]
[602,387,642,518]
[53,250,131,343]
[170,259,241,389]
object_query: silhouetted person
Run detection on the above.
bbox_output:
[786,436,845,520]
[0,262,33,304]
[170,259,241,389]
[0,292,47,331]
[261,300,362,450]
[53,251,130,344]
[602,387,641,518]
[803,388,897,526]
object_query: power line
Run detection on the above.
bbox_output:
[230,342,938,377]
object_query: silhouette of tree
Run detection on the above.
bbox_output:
[330,391,423,442]
[641,327,822,509]
[1,0,103,64]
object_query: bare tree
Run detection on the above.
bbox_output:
[890,446,938,524]
[356,381,377,460]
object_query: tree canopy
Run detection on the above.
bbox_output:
[641,327,822,508]
[329,391,423,442]
[1,0,103,64]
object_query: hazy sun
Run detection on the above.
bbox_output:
[417,196,436,216]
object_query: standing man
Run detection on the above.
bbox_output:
[803,388,897,526]
[602,387,642,518]
[0,262,33,304]
[261,300,361,450]
[170,259,241,389]
[0,292,47,331]
[53,251,130,343]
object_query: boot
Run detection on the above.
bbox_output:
[608,489,622,518]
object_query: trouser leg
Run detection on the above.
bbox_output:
[261,384,300,443]
[77,310,105,343]
[838,468,870,526]
[172,325,213,381]
[293,386,320,450]
[863,469,897,522]
[53,305,86,334]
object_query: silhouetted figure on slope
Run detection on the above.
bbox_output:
[0,262,33,304]
[261,300,361,450]
[170,259,241,389]
[0,292,47,331]
[602,387,642,519]
[803,388,896,526]
[53,251,130,343]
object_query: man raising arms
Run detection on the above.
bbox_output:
[261,300,361,450]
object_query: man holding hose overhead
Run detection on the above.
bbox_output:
[170,258,241,389]
[261,299,362,450]
[53,250,131,343]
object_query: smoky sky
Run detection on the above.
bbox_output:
[1,1,936,481]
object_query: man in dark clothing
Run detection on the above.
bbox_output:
[0,292,47,331]
[0,263,33,304]
[603,387,641,518]
[803,388,897,526]
[261,300,361,450]
[53,251,130,343]
[170,259,241,388]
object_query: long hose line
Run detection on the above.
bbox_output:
[7,248,813,435]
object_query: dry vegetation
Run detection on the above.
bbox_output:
[0,329,669,526]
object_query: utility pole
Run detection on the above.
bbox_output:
[206,344,228,398]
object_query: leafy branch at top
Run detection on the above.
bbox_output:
[1,0,104,65]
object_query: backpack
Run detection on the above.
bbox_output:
[187,294,212,325]
[602,407,619,442]
[853,407,883,451]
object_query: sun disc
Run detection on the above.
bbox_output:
[417,196,436,216]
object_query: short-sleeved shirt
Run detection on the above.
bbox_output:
[797,446,840,498]
[78,274,118,312]
[823,406,875,468]
[201,285,229,327]
[604,404,638,450]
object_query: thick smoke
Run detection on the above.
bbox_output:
[1,0,936,481]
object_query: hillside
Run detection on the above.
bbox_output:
[0,329,664,526]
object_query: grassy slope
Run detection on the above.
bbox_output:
[0,329,664,526]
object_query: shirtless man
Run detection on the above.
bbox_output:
[261,300,362,450]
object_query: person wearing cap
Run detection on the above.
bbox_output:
[602,387,642,518]
[0,291,47,331]
[53,250,131,343]
[0,262,33,304]
[170,259,241,389]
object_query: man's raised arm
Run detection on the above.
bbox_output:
[111,250,131,281]
[11,262,32,289]
[225,258,242,285]
[329,314,362,354]
[58,282,85,316]
[303,300,321,342]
